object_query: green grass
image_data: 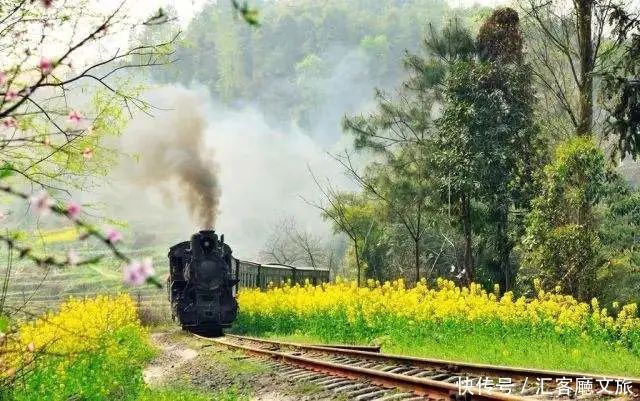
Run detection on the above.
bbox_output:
[138,386,249,401]
[267,330,640,377]
[234,315,640,378]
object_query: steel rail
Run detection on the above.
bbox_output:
[209,334,528,401]
[311,343,381,353]
[224,334,640,389]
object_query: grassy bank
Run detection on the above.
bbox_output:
[234,278,640,377]
[138,387,247,401]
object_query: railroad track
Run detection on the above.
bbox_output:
[197,333,640,401]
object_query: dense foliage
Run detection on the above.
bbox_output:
[520,137,606,298]
[337,8,547,293]
[148,0,474,134]
[291,4,640,307]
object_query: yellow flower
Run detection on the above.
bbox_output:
[237,278,640,346]
[4,294,146,372]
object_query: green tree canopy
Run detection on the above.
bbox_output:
[520,136,606,299]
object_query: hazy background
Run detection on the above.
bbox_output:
[105,0,509,260]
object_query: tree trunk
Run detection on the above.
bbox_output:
[414,238,421,284]
[461,193,474,284]
[353,239,361,286]
[498,203,511,291]
[576,0,594,136]
[308,251,316,268]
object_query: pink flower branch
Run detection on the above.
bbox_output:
[0,184,161,288]
[0,232,103,268]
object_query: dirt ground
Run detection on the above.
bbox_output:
[144,328,338,400]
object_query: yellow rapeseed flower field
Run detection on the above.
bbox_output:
[237,278,640,349]
[5,294,148,377]
[4,294,153,400]
[19,294,144,353]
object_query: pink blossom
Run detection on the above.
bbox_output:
[29,191,54,216]
[82,147,93,160]
[139,257,154,277]
[67,110,82,124]
[2,118,17,128]
[27,342,35,352]
[0,211,6,221]
[105,227,122,243]
[66,201,81,220]
[67,249,79,267]
[0,72,6,86]
[4,90,17,102]
[123,258,154,286]
[123,261,145,286]
[38,57,53,75]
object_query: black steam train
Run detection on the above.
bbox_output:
[168,230,330,335]
[168,230,238,335]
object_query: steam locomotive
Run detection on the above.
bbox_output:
[168,229,331,335]
[168,230,238,335]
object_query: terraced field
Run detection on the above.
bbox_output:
[0,244,172,323]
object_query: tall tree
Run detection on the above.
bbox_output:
[331,149,437,283]
[524,0,640,157]
[342,10,542,288]
[305,173,373,284]
[577,0,595,135]
[599,5,640,158]
[524,0,600,136]
[435,8,542,288]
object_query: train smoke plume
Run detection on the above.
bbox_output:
[123,86,220,228]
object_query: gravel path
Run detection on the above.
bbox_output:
[143,332,199,385]
[144,329,337,400]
